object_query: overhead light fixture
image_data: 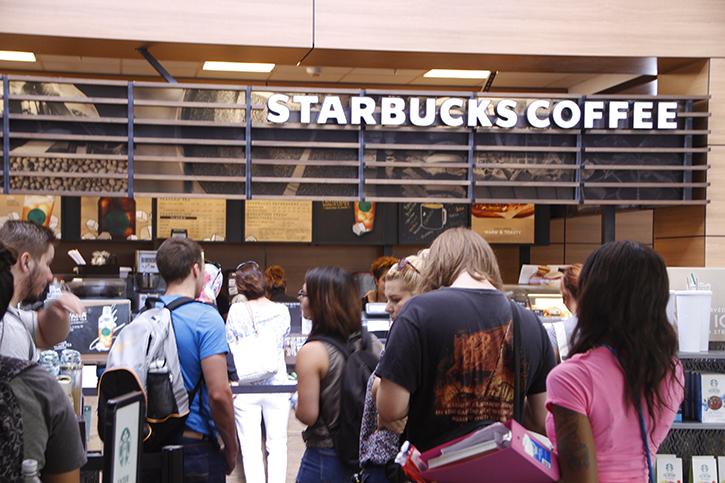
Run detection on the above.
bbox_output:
[0,50,36,62]
[424,69,491,79]
[202,61,275,73]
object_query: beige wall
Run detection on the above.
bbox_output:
[2,1,725,60]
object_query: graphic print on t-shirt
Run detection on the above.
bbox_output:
[434,322,519,423]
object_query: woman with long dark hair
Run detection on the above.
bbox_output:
[546,241,684,483]
[295,266,363,483]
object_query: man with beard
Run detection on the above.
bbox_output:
[0,220,83,361]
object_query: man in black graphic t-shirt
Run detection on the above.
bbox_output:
[375,228,556,452]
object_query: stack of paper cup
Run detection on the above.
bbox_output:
[672,290,712,352]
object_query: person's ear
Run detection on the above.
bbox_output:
[19,253,32,272]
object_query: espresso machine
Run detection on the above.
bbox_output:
[133,250,166,313]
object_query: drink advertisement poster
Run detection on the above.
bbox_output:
[81,197,153,241]
[398,202,469,244]
[313,201,397,245]
[0,195,62,238]
[55,300,132,354]
[471,203,535,244]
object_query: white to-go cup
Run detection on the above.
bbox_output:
[672,290,712,352]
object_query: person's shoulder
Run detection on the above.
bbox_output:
[547,349,598,383]
[11,363,64,403]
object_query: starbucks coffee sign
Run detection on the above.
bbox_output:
[267,94,679,130]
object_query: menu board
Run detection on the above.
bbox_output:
[471,203,535,244]
[81,197,153,240]
[157,198,226,241]
[245,200,312,242]
[0,195,62,238]
[54,299,132,354]
[313,201,398,245]
[398,202,469,245]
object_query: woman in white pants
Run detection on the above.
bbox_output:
[227,261,291,483]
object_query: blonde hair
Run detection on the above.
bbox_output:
[384,249,429,295]
[422,227,503,291]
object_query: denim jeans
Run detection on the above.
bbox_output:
[296,447,354,483]
[179,436,226,483]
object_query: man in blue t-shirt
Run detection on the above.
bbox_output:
[156,238,238,482]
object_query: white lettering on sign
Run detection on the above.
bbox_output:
[633,102,654,129]
[265,95,682,130]
[410,98,436,127]
[526,100,551,128]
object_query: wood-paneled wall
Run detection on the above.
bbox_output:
[531,210,655,266]
[707,59,725,266]
[2,1,725,60]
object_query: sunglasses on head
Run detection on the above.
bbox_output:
[235,260,260,272]
[397,257,420,274]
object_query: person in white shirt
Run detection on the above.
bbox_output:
[226,261,291,483]
[0,221,83,361]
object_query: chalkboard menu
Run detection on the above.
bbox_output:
[54,299,132,354]
[398,202,469,245]
[313,201,398,245]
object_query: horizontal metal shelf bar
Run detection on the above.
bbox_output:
[474,198,579,205]
[365,179,468,186]
[134,99,245,109]
[584,147,709,153]
[677,111,710,118]
[10,171,127,179]
[253,123,360,131]
[9,132,127,142]
[134,155,243,164]
[133,81,248,91]
[586,94,709,100]
[251,176,358,184]
[366,161,469,169]
[134,174,245,182]
[8,94,127,105]
[134,137,245,146]
[582,164,709,171]
[8,74,129,86]
[9,189,128,197]
[134,118,243,128]
[475,163,578,170]
[475,181,579,188]
[670,422,725,430]
[135,192,246,200]
[251,159,358,167]
[583,199,709,205]
[475,128,580,135]
[678,351,725,359]
[476,145,579,153]
[9,114,128,124]
[366,143,469,151]
[366,196,470,204]
[251,194,358,202]
[252,140,358,149]
[9,153,127,161]
[584,129,709,136]
[583,182,709,188]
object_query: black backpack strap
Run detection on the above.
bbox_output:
[510,300,524,423]
[306,334,352,359]
[164,296,197,312]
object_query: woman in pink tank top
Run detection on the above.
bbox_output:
[546,241,684,483]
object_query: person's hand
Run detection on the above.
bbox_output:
[377,414,407,434]
[223,443,238,474]
[51,292,84,315]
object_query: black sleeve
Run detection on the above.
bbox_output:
[524,313,557,395]
[375,311,422,394]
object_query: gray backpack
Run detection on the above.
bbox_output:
[97,297,201,451]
